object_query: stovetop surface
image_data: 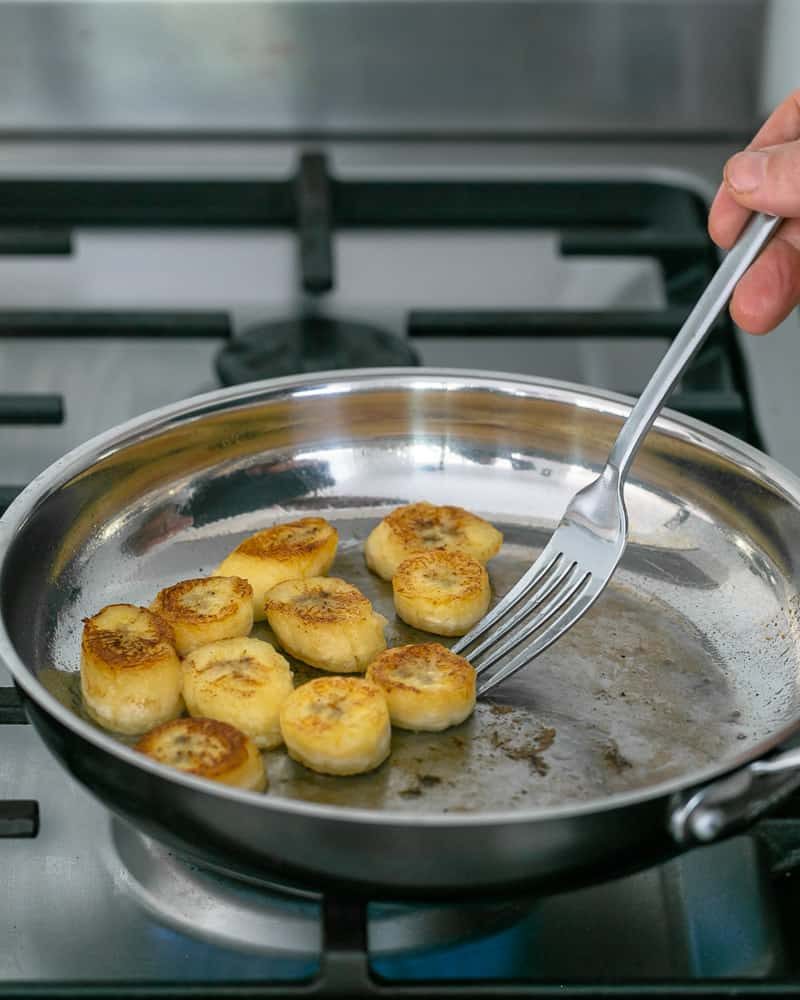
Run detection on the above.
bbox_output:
[0,721,787,985]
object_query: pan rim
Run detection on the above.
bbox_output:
[2,365,800,828]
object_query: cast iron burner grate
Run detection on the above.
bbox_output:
[0,393,63,518]
[0,150,762,446]
[0,395,60,836]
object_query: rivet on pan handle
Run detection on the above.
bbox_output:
[669,747,800,845]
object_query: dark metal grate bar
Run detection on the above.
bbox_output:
[320,897,372,992]
[296,152,334,294]
[0,310,232,339]
[407,309,715,339]
[0,394,64,424]
[333,181,702,230]
[0,177,704,231]
[0,688,27,725]
[0,227,72,255]
[0,180,296,227]
[559,228,713,265]
[0,801,38,838]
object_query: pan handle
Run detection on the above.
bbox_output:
[669,746,800,845]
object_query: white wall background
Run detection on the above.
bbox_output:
[762,0,800,114]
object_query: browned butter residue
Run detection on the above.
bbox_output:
[491,726,556,776]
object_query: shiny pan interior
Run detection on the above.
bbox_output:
[2,369,800,893]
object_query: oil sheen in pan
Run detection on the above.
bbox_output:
[40,509,755,815]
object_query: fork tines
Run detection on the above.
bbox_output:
[452,544,594,696]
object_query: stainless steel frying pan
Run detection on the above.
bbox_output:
[3,369,800,897]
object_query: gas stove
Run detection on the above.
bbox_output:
[3,142,800,996]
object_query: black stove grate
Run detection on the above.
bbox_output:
[0,151,762,445]
[0,310,232,338]
[0,391,64,515]
[0,395,58,836]
[0,673,37,840]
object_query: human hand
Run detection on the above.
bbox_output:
[709,90,800,335]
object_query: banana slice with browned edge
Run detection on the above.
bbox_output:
[150,576,253,657]
[366,643,476,732]
[182,637,294,749]
[280,675,391,775]
[135,717,267,792]
[216,517,338,621]
[364,501,503,581]
[392,549,491,636]
[80,604,183,735]
[265,576,387,672]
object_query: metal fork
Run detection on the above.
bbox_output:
[453,212,782,696]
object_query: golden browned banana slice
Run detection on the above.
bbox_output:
[364,501,503,581]
[135,717,267,792]
[216,517,338,621]
[182,637,294,749]
[150,576,254,657]
[280,675,391,775]
[366,643,476,731]
[392,549,491,636]
[265,576,387,672]
[80,604,183,735]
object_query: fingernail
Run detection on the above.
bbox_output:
[726,151,768,193]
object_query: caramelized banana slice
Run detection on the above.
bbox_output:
[135,717,267,792]
[365,501,502,581]
[392,550,491,636]
[216,517,338,621]
[80,604,183,735]
[182,637,294,749]
[280,675,391,775]
[265,577,387,673]
[150,576,253,657]
[366,643,476,731]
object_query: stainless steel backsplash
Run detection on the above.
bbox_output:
[0,1,765,136]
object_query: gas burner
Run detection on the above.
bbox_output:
[111,820,529,957]
[215,317,420,386]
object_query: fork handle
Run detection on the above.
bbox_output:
[607,211,782,482]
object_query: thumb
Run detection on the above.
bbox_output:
[724,141,800,216]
